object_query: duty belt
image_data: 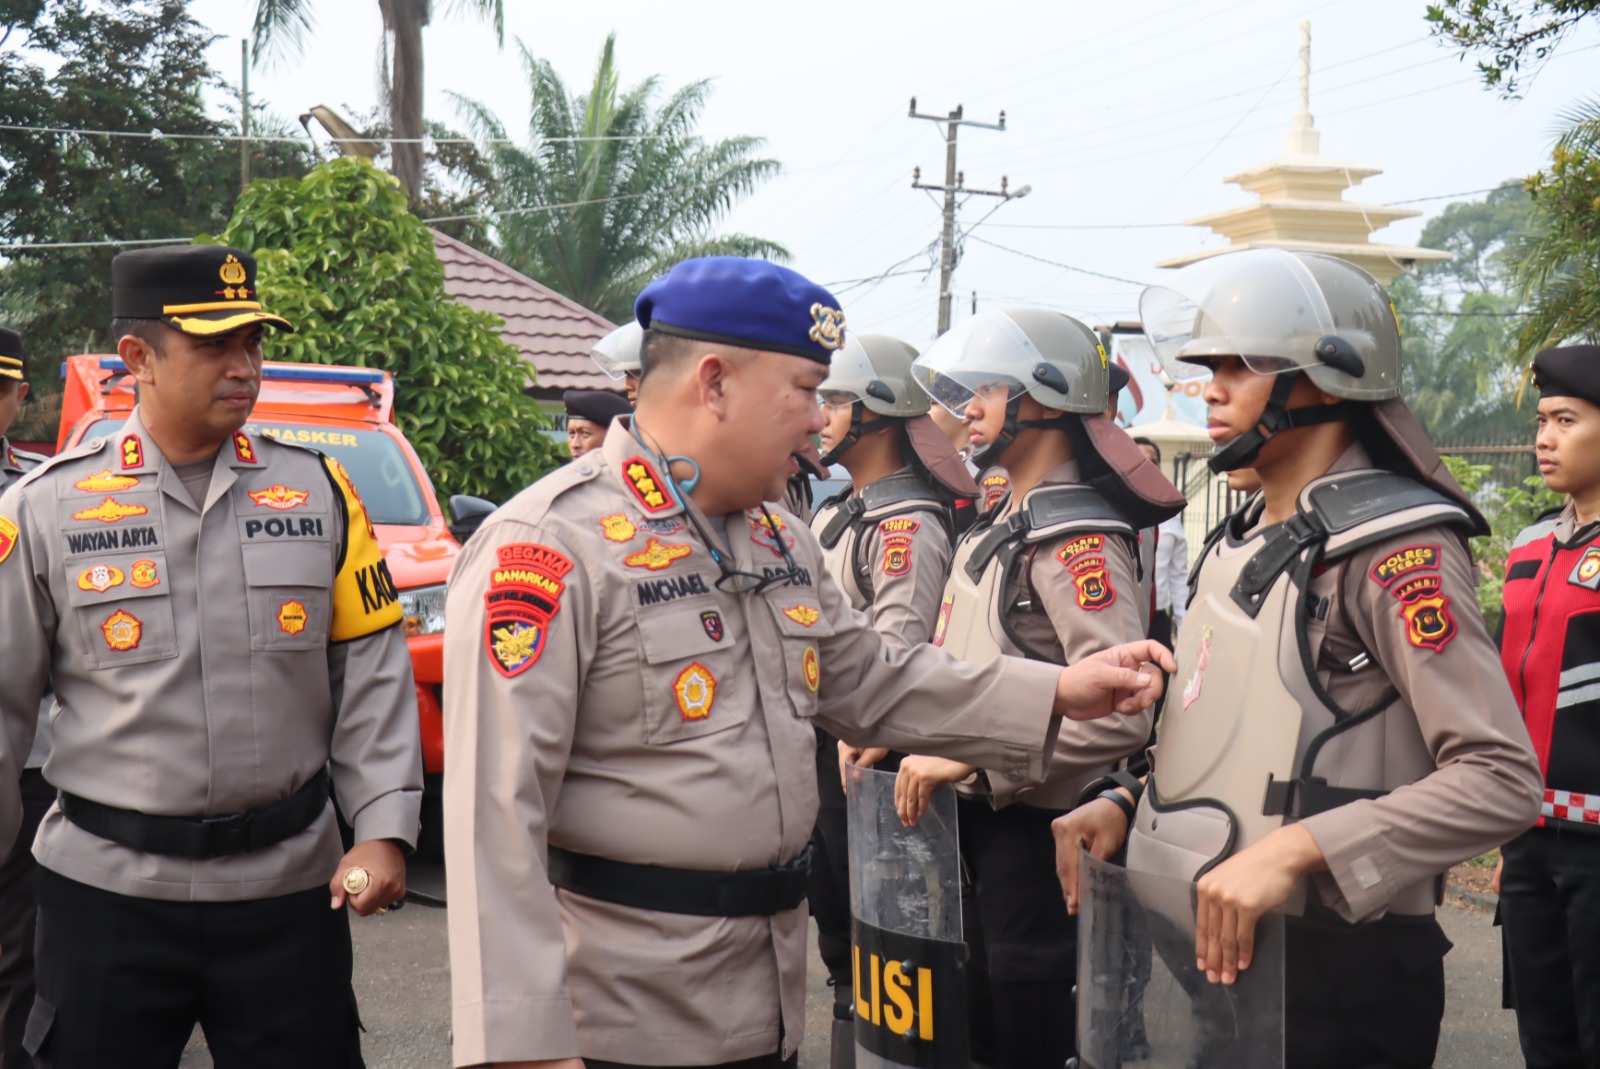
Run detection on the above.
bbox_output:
[59,768,330,860]
[547,843,813,917]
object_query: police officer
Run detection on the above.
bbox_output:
[806,331,979,1069]
[895,308,1185,1069]
[0,326,49,1069]
[1497,344,1600,1069]
[1054,248,1542,1069]
[441,257,1174,1069]
[592,321,644,406]
[0,246,423,1068]
[564,389,632,459]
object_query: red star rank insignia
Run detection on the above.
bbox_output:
[119,434,143,470]
[675,662,717,720]
[1067,555,1116,611]
[622,456,672,512]
[483,543,573,678]
[1393,574,1457,653]
[233,433,258,464]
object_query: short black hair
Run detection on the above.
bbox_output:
[639,328,759,396]
[109,317,169,354]
[1132,436,1160,463]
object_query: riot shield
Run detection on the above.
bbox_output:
[846,765,967,1069]
[1077,853,1284,1069]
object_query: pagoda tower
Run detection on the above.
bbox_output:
[1156,23,1448,286]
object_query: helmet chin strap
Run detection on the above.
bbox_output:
[974,396,1075,469]
[819,401,896,466]
[1208,372,1354,473]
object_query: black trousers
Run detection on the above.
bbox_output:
[810,729,856,1014]
[958,796,1075,1069]
[588,1055,797,1069]
[0,770,54,1069]
[1500,825,1600,1069]
[1282,913,1451,1069]
[27,869,364,1069]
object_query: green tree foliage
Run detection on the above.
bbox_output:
[1395,181,1538,443]
[250,0,503,201]
[0,0,311,441]
[456,33,787,323]
[1444,455,1563,620]
[1426,0,1600,94]
[1513,97,1600,353]
[208,157,559,501]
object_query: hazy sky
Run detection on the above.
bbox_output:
[185,0,1599,346]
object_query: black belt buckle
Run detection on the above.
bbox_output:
[199,808,259,856]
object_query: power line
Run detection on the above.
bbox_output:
[0,122,664,145]
[965,236,1149,287]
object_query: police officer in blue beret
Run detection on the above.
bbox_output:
[443,257,1175,1069]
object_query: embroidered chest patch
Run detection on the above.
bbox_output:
[748,511,796,557]
[801,645,820,692]
[1571,546,1600,590]
[675,662,717,720]
[624,538,692,571]
[599,513,637,542]
[483,543,573,678]
[101,609,143,651]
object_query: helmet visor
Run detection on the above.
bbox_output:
[817,334,876,401]
[911,313,1044,418]
[591,322,644,378]
[1139,250,1337,381]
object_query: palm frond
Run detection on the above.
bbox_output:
[250,0,317,63]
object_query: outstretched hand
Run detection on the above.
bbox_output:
[1053,641,1175,721]
[1052,794,1134,915]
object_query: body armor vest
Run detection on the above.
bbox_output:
[1502,517,1600,834]
[811,472,950,609]
[1128,469,1474,915]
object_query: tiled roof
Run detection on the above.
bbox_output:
[431,229,620,401]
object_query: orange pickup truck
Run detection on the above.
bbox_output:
[58,355,456,857]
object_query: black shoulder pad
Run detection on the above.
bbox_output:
[1020,482,1125,534]
[859,471,941,512]
[1302,471,1467,536]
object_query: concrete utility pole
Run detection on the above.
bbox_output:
[908,99,1027,335]
[240,40,251,192]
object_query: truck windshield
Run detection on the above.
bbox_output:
[83,421,432,526]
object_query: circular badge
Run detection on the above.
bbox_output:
[802,646,820,693]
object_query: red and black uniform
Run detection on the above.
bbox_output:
[1498,504,1600,1069]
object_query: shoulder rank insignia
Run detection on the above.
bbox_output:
[622,456,672,512]
[1068,554,1116,611]
[782,604,820,627]
[0,517,18,567]
[801,645,821,693]
[72,497,149,524]
[484,542,573,678]
[1370,544,1440,588]
[599,513,637,542]
[100,608,143,651]
[119,434,143,470]
[74,470,141,493]
[233,433,258,464]
[1393,574,1457,653]
[249,485,311,511]
[674,662,717,720]
[624,538,692,571]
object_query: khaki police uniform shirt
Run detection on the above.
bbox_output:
[0,409,422,901]
[811,471,952,642]
[1260,444,1541,922]
[443,425,1066,1067]
[2,436,53,770]
[984,461,1152,809]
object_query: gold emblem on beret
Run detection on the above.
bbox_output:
[342,867,371,896]
[808,304,846,351]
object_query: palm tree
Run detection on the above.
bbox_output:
[1513,94,1600,354]
[455,34,787,323]
[250,0,504,201]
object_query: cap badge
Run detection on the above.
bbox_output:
[808,304,846,351]
[218,254,251,300]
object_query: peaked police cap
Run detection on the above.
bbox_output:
[112,245,293,336]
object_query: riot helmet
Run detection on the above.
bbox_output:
[1140,249,1401,472]
[591,321,644,379]
[912,308,1110,468]
[817,333,928,465]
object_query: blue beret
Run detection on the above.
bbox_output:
[635,257,846,365]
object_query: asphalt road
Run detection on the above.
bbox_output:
[179,871,1520,1068]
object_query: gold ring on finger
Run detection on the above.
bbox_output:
[342,866,371,896]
